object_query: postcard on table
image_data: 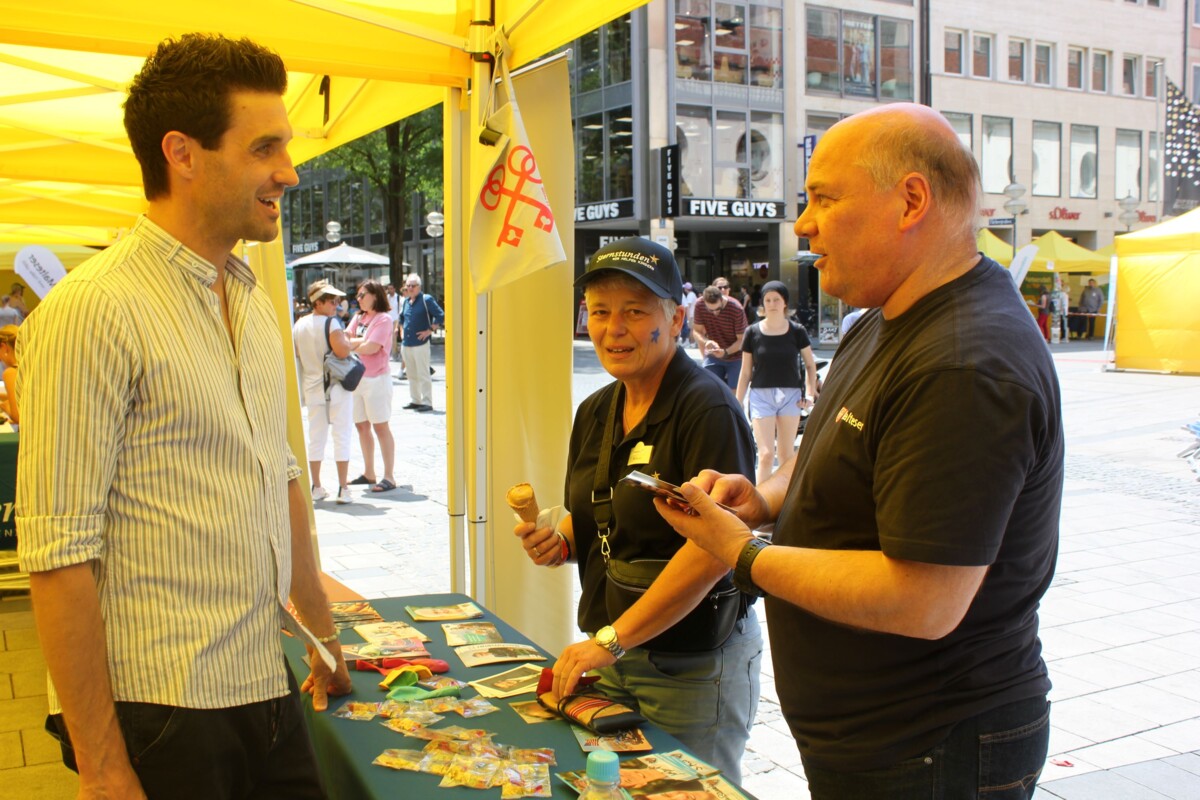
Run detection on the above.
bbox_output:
[568,725,653,753]
[454,642,546,668]
[469,663,544,697]
[510,699,558,724]
[442,621,503,646]
[405,602,485,621]
[328,601,383,630]
[353,620,431,644]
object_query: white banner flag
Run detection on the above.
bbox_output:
[14,245,68,298]
[469,45,567,294]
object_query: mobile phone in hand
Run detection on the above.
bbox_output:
[619,470,734,515]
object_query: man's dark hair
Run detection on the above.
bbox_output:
[702,285,722,304]
[124,34,288,200]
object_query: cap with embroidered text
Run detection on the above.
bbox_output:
[576,237,683,304]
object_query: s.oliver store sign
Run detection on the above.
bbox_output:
[682,198,786,219]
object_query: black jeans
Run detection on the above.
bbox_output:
[47,668,325,800]
[802,696,1050,800]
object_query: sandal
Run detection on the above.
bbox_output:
[349,475,374,486]
[370,478,397,493]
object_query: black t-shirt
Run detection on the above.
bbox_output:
[743,321,812,389]
[768,257,1063,771]
[565,347,756,635]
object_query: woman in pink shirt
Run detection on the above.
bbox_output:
[347,280,397,492]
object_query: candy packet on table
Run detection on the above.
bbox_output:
[456,697,500,718]
[371,749,425,772]
[437,724,494,741]
[418,676,469,691]
[417,749,456,776]
[331,701,380,721]
[380,717,430,735]
[499,763,553,799]
[422,696,463,714]
[438,753,501,789]
[509,747,556,765]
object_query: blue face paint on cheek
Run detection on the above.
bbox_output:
[651,328,660,343]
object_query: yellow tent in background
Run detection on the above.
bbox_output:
[976,228,1013,265]
[1113,207,1200,374]
[0,0,648,652]
[1027,231,1108,272]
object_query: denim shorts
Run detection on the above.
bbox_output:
[747,387,804,420]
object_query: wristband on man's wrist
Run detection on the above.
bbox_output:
[733,537,771,597]
[314,632,340,644]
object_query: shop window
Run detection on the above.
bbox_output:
[1032,121,1061,197]
[1115,129,1141,201]
[714,110,749,198]
[944,30,964,75]
[806,6,841,92]
[1070,125,1098,199]
[1034,43,1052,86]
[972,34,993,79]
[944,111,972,151]
[981,116,1013,194]
[1067,47,1085,90]
[748,111,784,198]
[675,0,712,81]
[1009,39,1027,82]
[677,105,713,197]
[879,19,913,99]
[748,6,783,88]
[806,6,912,100]
[1092,51,1109,93]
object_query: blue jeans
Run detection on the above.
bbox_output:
[702,356,742,391]
[593,613,762,783]
[802,696,1050,800]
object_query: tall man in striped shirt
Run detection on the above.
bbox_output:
[17,34,350,799]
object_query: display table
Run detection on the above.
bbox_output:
[283,593,758,799]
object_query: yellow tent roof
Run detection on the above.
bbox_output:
[976,228,1013,265]
[1115,205,1200,255]
[1028,230,1107,271]
[0,0,644,240]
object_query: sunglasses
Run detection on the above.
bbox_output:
[356,292,366,299]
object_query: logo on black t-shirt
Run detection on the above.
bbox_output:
[835,406,865,432]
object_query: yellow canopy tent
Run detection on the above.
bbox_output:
[1113,207,1200,374]
[1026,231,1108,272]
[976,228,1013,265]
[0,0,647,651]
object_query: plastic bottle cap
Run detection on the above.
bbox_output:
[586,749,620,783]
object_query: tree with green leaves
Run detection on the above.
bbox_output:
[305,104,444,288]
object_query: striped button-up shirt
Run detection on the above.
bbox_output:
[17,217,303,710]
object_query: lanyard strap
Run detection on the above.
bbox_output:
[591,385,622,562]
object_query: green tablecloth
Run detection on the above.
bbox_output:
[0,432,17,551]
[283,593,758,799]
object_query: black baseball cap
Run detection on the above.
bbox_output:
[576,237,683,305]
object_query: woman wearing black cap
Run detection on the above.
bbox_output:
[512,237,762,781]
[734,280,819,483]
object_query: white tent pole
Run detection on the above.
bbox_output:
[445,86,468,593]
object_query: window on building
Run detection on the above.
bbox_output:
[748,6,783,88]
[1034,43,1052,86]
[1092,51,1109,93]
[1122,56,1138,95]
[1149,131,1160,201]
[1115,129,1142,201]
[577,113,605,204]
[1148,0,1161,7]
[944,111,972,150]
[675,1,712,81]
[805,6,913,99]
[1009,40,1027,82]
[712,2,749,85]
[604,16,632,85]
[1032,121,1061,197]
[805,7,840,92]
[714,110,749,197]
[1067,47,1085,90]
[879,18,913,99]
[577,29,602,92]
[945,30,964,75]
[1145,59,1162,97]
[748,111,785,198]
[981,116,1013,194]
[973,33,993,79]
[677,105,713,197]
[1193,65,1200,104]
[609,108,634,200]
[806,113,842,137]
[576,14,632,91]
[1070,125,1098,199]
[843,12,876,97]
[1196,0,1200,23]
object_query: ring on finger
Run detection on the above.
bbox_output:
[533,545,540,556]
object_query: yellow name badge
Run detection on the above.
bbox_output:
[628,442,654,465]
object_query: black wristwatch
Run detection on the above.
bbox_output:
[734,537,771,598]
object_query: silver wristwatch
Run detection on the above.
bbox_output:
[593,625,625,660]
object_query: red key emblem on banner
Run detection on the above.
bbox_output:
[479,145,555,249]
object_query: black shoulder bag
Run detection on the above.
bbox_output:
[596,387,745,654]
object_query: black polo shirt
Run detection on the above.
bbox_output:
[564,347,755,634]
